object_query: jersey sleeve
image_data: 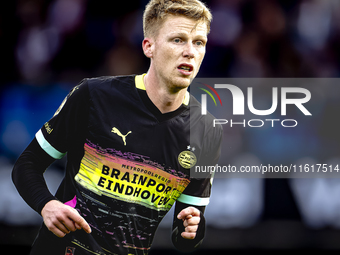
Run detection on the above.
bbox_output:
[35,79,90,159]
[12,138,58,214]
[177,123,223,207]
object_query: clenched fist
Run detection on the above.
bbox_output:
[177,206,201,239]
[41,200,91,238]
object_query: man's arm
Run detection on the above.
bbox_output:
[12,138,57,213]
[171,201,206,252]
[12,138,91,237]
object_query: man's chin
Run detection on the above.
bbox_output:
[172,76,192,90]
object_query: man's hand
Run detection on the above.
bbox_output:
[41,200,91,238]
[177,206,201,239]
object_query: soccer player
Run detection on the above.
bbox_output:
[12,0,222,254]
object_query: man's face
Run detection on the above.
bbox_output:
[148,15,208,91]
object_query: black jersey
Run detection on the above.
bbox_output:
[31,74,222,255]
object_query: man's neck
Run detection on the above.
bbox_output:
[143,72,187,114]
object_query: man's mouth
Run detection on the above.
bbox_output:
[177,64,193,73]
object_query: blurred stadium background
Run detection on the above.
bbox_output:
[1,0,340,254]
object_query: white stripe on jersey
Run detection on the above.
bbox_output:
[177,194,210,206]
[36,129,66,159]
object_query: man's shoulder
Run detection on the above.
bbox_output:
[80,74,140,108]
[86,74,136,90]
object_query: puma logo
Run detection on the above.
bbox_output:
[111,127,132,146]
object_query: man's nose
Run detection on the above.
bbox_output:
[183,42,195,59]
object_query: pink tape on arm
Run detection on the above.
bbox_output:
[64,196,77,208]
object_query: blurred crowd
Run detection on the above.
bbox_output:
[2,0,340,85]
[1,0,340,249]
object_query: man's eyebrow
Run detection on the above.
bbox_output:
[169,32,207,40]
[170,32,189,37]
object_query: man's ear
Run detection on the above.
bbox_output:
[142,37,154,58]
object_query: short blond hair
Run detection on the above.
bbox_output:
[143,0,212,38]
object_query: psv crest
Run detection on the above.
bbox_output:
[178,145,197,169]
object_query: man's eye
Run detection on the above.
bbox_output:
[174,38,182,43]
[195,41,204,46]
